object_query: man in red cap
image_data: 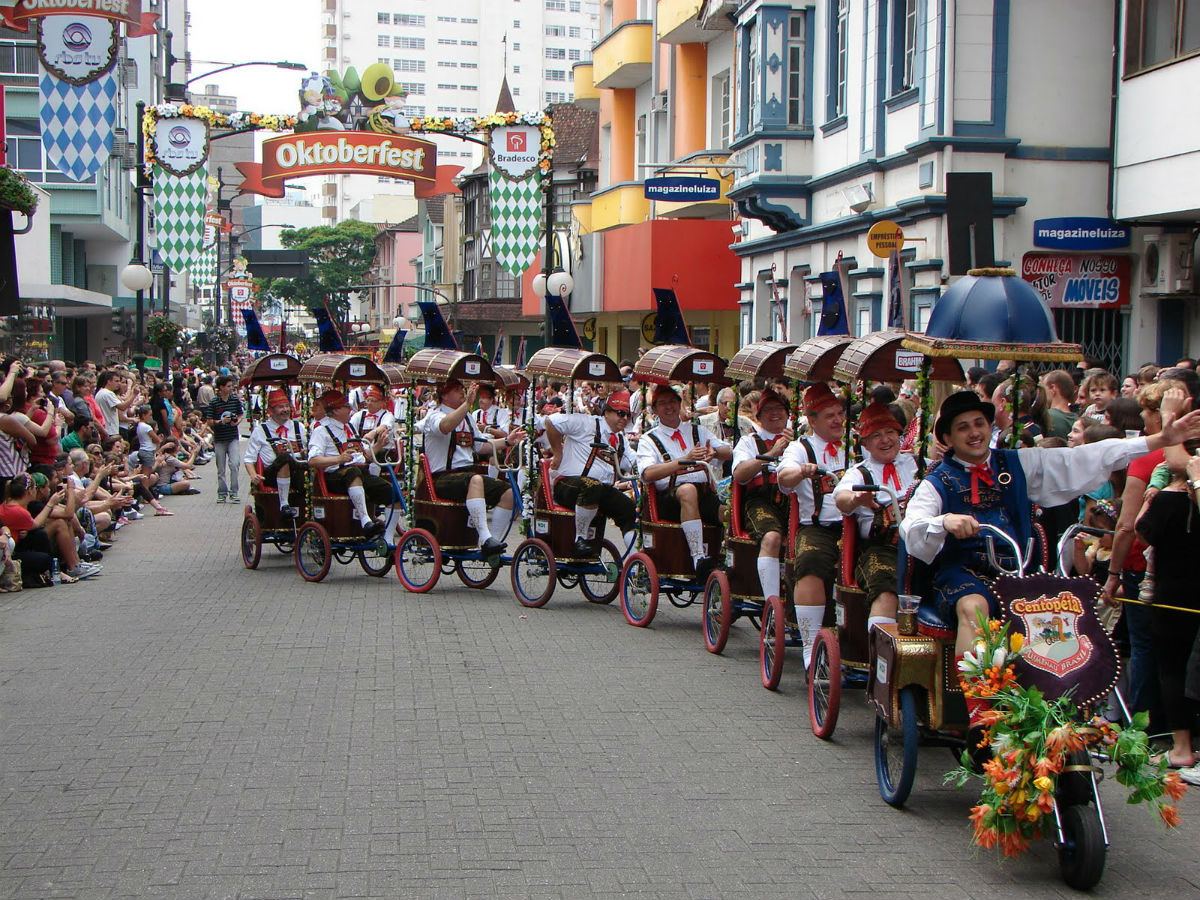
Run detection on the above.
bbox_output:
[421,379,524,555]
[833,401,917,633]
[778,382,850,669]
[242,387,306,517]
[350,385,397,462]
[636,384,733,579]
[545,389,639,557]
[731,388,794,605]
[307,389,398,538]
[472,384,511,439]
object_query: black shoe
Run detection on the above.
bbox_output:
[480,536,506,556]
[693,556,717,583]
[95,541,114,551]
[571,538,599,559]
[279,505,299,518]
[361,518,385,538]
[82,550,103,563]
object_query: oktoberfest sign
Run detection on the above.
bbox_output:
[235,131,453,198]
[6,1,148,30]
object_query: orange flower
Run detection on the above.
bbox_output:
[989,619,1002,633]
[999,829,1030,858]
[1164,772,1188,802]
[1046,724,1085,757]
[974,826,999,849]
[1036,791,1056,814]
[1159,803,1182,828]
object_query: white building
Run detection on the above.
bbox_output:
[726,0,1130,371]
[318,0,600,223]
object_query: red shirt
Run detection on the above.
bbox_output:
[0,503,36,542]
[27,407,58,466]
[1121,448,1164,573]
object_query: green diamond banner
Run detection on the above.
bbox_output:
[489,170,543,276]
[153,165,207,271]
[187,244,217,289]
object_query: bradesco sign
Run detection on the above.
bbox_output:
[236,131,438,198]
[1033,217,1131,251]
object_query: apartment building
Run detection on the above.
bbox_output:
[318,0,600,224]
[569,0,742,362]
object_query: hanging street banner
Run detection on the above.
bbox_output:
[490,170,542,276]
[36,15,119,84]
[153,165,207,270]
[154,115,208,177]
[1021,252,1131,310]
[235,131,457,198]
[643,177,721,203]
[489,126,542,180]
[39,68,116,181]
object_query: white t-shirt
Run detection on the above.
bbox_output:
[95,388,121,436]
[548,412,636,484]
[731,427,788,471]
[778,435,851,526]
[422,405,486,474]
[136,421,156,452]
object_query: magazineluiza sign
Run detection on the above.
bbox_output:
[1021,252,1131,310]
[643,177,721,203]
[1033,217,1131,251]
[236,131,438,198]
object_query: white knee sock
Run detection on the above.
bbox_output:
[347,484,370,524]
[574,505,598,541]
[384,508,401,545]
[794,604,826,670]
[491,504,514,541]
[622,531,636,554]
[681,519,705,564]
[466,497,492,543]
[757,557,780,605]
[867,615,896,633]
[276,476,290,509]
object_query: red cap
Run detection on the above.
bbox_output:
[605,390,631,412]
[363,385,384,401]
[438,378,464,398]
[266,388,290,409]
[319,389,348,410]
[803,383,841,416]
[756,388,788,417]
[651,384,680,406]
[857,401,902,439]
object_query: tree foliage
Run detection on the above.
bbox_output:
[260,219,378,318]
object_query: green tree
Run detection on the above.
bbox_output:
[259,220,378,322]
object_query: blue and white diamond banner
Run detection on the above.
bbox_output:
[39,71,117,182]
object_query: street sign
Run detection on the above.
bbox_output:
[641,313,657,344]
[866,220,905,258]
[1033,217,1131,251]
[643,177,721,203]
[243,250,309,278]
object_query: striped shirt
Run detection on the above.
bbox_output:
[205,396,243,442]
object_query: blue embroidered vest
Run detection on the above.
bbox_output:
[927,449,1032,572]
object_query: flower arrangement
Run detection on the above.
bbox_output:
[145,314,183,353]
[947,614,1185,857]
[142,104,298,173]
[0,167,39,215]
[409,111,556,173]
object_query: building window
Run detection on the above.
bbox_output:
[546,90,568,103]
[546,69,566,81]
[462,84,477,91]
[787,13,806,125]
[569,26,581,38]
[511,42,518,49]
[547,24,565,36]
[5,118,91,183]
[463,40,478,46]
[397,82,425,94]
[377,35,391,47]
[394,14,426,27]
[570,0,581,10]
[513,65,521,73]
[497,269,517,298]
[636,114,647,169]
[546,0,567,10]
[404,105,426,116]
[396,58,425,72]
[546,47,566,59]
[462,17,478,24]
[892,0,918,92]
[513,87,521,95]
[514,19,521,28]
[712,70,731,149]
[437,16,458,22]
[1125,0,1200,74]
[437,83,459,90]
[828,0,849,119]
[745,19,760,130]
[568,49,581,60]
[437,105,458,113]
[396,37,425,49]
[377,12,389,24]
[462,62,478,68]
[438,61,458,67]
[438,38,458,45]
[379,57,390,65]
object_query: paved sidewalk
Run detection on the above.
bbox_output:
[0,493,1196,899]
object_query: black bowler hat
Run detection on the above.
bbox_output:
[934,390,995,441]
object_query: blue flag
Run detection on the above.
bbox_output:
[651,288,691,345]
[417,300,458,350]
[241,308,272,353]
[312,305,344,352]
[546,293,582,348]
[383,328,407,363]
[491,330,505,365]
[887,250,908,330]
[817,271,850,336]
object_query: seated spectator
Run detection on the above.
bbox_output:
[0,472,98,584]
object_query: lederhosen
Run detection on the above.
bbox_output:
[852,464,901,603]
[742,434,789,541]
[322,423,394,506]
[792,437,846,591]
[646,424,722,528]
[429,417,508,506]
[260,421,308,485]
[552,420,637,532]
[926,449,1030,622]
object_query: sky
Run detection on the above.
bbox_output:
[186,0,321,116]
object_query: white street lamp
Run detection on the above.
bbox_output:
[531,272,548,297]
[547,270,575,298]
[121,263,154,292]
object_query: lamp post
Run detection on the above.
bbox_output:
[125,98,154,366]
[185,60,307,86]
[532,269,575,347]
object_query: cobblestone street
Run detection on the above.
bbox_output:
[1,496,1197,899]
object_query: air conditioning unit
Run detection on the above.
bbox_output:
[1142,232,1196,294]
[650,91,668,113]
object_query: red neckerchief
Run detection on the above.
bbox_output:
[670,429,687,451]
[823,439,841,461]
[882,461,901,490]
[967,461,994,504]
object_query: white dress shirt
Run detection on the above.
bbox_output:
[835,452,920,538]
[731,426,788,471]
[473,404,511,435]
[900,437,1151,563]
[242,418,307,467]
[636,421,730,491]
[549,412,636,485]
[422,404,486,474]
[350,408,396,436]
[779,435,851,526]
[307,416,365,471]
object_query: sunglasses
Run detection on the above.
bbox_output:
[608,409,631,418]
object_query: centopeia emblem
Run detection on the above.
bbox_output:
[1009,591,1094,678]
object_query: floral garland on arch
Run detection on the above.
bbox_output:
[142,103,299,174]
[406,110,555,174]
[946,614,1185,858]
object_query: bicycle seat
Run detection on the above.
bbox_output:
[916,602,956,640]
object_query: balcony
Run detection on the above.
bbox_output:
[656,0,723,44]
[592,20,652,90]
[590,182,650,232]
[572,62,599,109]
[652,151,734,220]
